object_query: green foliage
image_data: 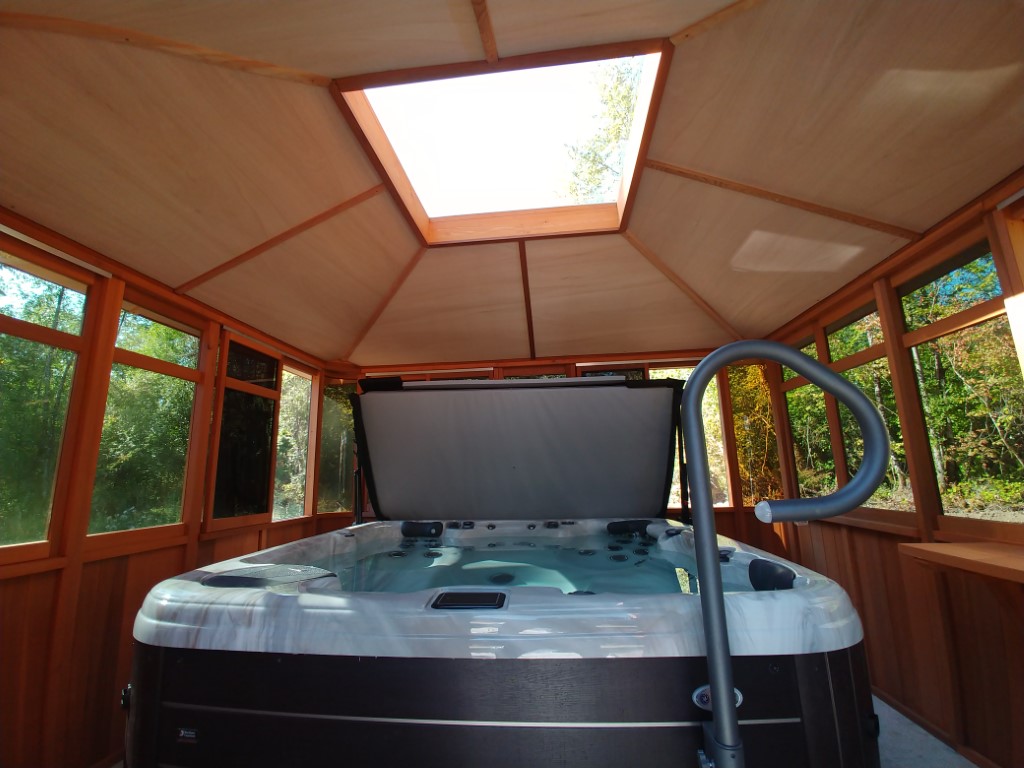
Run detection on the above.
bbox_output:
[729,365,783,505]
[273,371,312,520]
[88,365,195,533]
[567,58,642,204]
[0,265,84,545]
[317,384,356,513]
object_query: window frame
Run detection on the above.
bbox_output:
[0,235,97,565]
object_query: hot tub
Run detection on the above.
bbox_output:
[126,363,882,767]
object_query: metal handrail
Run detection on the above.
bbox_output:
[682,340,890,768]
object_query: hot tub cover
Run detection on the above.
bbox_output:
[351,377,681,521]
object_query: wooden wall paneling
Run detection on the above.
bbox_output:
[945,571,1023,767]
[264,519,316,549]
[0,571,59,768]
[847,529,905,699]
[895,557,961,741]
[873,278,937,540]
[66,558,130,766]
[316,514,356,535]
[196,530,263,567]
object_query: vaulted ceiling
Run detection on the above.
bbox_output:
[1,0,1023,367]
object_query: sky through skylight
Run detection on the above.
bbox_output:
[364,55,659,218]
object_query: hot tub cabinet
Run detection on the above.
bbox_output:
[127,373,882,767]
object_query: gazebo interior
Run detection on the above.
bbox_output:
[1,1,1023,766]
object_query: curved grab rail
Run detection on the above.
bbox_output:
[682,340,890,768]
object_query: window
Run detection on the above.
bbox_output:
[786,385,834,498]
[839,359,912,510]
[650,367,729,507]
[0,257,85,546]
[900,243,1023,524]
[89,309,199,533]
[318,383,357,514]
[828,310,882,361]
[211,341,279,520]
[273,369,312,521]
[728,364,783,506]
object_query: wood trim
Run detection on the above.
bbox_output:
[622,229,743,340]
[829,343,887,375]
[817,327,850,487]
[0,540,51,568]
[618,40,674,230]
[901,296,1005,349]
[343,246,427,360]
[0,229,99,286]
[306,374,325,518]
[987,209,1024,296]
[669,0,766,45]
[0,207,325,368]
[0,312,83,352]
[519,241,537,359]
[427,204,621,244]
[330,86,430,244]
[0,12,330,86]
[816,507,920,538]
[645,160,920,240]
[182,319,218,567]
[351,347,719,375]
[935,514,1024,546]
[331,38,668,92]
[111,347,201,382]
[0,554,67,579]
[81,525,188,561]
[470,0,499,63]
[174,186,387,293]
[765,361,800,501]
[42,275,124,767]
[224,376,282,400]
[899,542,1024,584]
[874,278,938,541]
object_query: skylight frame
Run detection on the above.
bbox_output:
[332,40,673,246]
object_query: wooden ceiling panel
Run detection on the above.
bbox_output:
[0,29,380,288]
[487,0,732,58]
[527,234,735,358]
[351,243,531,366]
[650,0,1024,232]
[0,1,485,78]
[628,171,909,339]
[186,194,420,362]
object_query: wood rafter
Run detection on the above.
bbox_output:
[174,185,386,294]
[519,241,536,358]
[470,0,499,64]
[621,229,743,341]
[670,0,766,45]
[646,159,920,240]
[343,247,428,361]
[0,12,330,86]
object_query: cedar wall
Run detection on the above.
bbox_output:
[1,186,1024,768]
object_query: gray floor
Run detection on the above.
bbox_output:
[876,696,976,768]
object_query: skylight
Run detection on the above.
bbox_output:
[344,51,662,241]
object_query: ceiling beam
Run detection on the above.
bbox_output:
[174,185,386,294]
[669,0,766,46]
[0,12,330,86]
[519,241,537,358]
[622,229,743,341]
[646,159,920,240]
[470,0,499,64]
[343,246,428,361]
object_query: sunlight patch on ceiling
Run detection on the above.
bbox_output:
[731,231,865,273]
[361,54,661,218]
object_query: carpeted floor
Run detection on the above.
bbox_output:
[876,696,976,768]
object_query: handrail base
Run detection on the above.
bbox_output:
[699,722,745,767]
